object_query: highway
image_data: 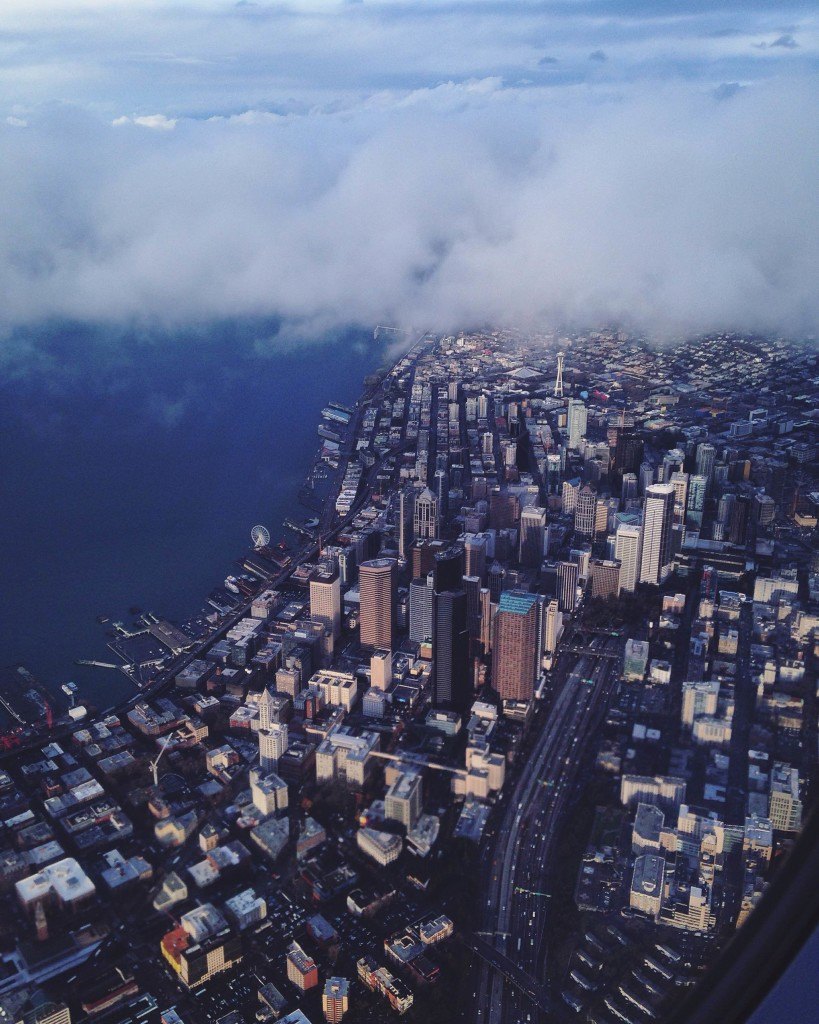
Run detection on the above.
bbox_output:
[469,637,620,1024]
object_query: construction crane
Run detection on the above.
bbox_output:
[150,735,173,787]
[514,887,552,899]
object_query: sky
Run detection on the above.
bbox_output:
[0,0,817,344]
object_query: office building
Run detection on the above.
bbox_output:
[519,506,547,567]
[542,599,562,657]
[768,763,802,832]
[620,774,686,813]
[614,430,644,476]
[640,483,675,585]
[413,488,439,540]
[464,533,487,581]
[681,680,720,728]
[259,723,288,771]
[359,558,397,650]
[385,772,423,829]
[432,589,471,710]
[574,485,597,538]
[621,472,638,505]
[409,573,434,643]
[310,565,342,640]
[398,485,417,561]
[556,560,580,613]
[614,522,643,593]
[590,559,620,600]
[491,591,539,701]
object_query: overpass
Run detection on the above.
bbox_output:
[464,932,555,1012]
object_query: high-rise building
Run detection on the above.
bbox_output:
[432,590,471,710]
[259,723,288,771]
[614,522,643,593]
[464,575,483,639]
[413,488,439,540]
[556,560,580,613]
[567,399,587,450]
[590,559,621,599]
[310,565,342,640]
[640,483,675,585]
[681,680,720,728]
[433,544,465,592]
[661,448,686,483]
[614,431,644,476]
[488,561,506,603]
[409,574,434,643]
[433,468,449,524]
[696,442,717,490]
[398,485,417,561]
[621,472,638,506]
[574,485,597,537]
[686,474,708,527]
[639,461,655,495]
[287,942,319,991]
[491,591,540,701]
[464,533,487,581]
[323,977,350,1023]
[768,763,802,832]
[519,506,547,568]
[542,599,563,657]
[729,494,752,547]
[489,488,520,530]
[384,772,423,829]
[670,471,689,525]
[359,558,397,650]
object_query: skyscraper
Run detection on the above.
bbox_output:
[574,485,597,537]
[614,430,644,476]
[567,399,588,450]
[413,488,439,540]
[491,591,540,701]
[614,522,643,593]
[464,533,487,581]
[398,485,418,561]
[621,472,638,506]
[359,558,397,650]
[686,474,708,527]
[433,544,465,592]
[729,494,752,547]
[409,573,434,643]
[696,442,717,489]
[310,564,342,640]
[640,483,675,585]
[432,589,470,710]
[557,560,580,612]
[670,471,689,525]
[542,598,563,657]
[433,468,449,524]
[518,505,547,567]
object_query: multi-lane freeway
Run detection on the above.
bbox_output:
[469,637,621,1023]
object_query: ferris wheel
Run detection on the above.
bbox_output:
[251,524,271,549]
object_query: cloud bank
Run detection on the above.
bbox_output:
[0,1,816,342]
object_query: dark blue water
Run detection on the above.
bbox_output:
[0,321,384,710]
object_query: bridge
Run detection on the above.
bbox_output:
[463,932,555,1011]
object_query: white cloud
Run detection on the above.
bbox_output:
[112,113,177,130]
[0,2,816,342]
